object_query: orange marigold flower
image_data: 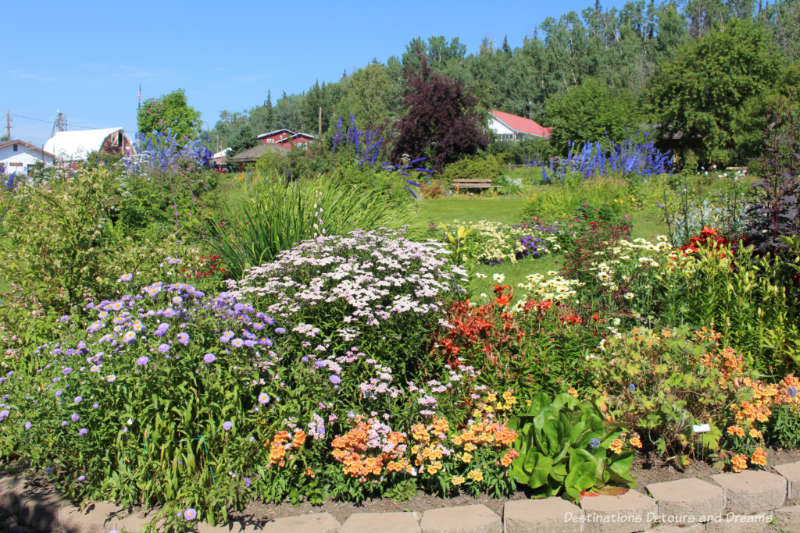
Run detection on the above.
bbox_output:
[629,436,642,449]
[568,387,578,398]
[749,428,763,439]
[731,454,748,473]
[751,447,767,467]
[609,439,624,454]
[464,442,477,452]
[451,475,465,486]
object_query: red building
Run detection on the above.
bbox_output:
[256,129,316,150]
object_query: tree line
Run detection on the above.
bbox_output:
[142,0,800,167]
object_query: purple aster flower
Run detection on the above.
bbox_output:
[0,409,9,421]
[61,420,69,427]
[77,475,86,482]
[24,421,32,430]
[136,356,150,367]
[329,375,341,385]
[628,383,636,391]
[222,421,233,431]
[158,343,171,353]
[244,477,251,488]
[78,427,88,436]
[274,327,286,334]
[589,438,601,448]
[176,332,190,345]
[203,353,216,364]
[92,402,99,409]
[74,396,82,403]
[154,323,169,336]
[60,315,70,323]
[258,392,270,405]
[62,367,72,375]
[183,508,197,521]
[70,413,80,422]
[231,338,244,348]
[55,389,63,397]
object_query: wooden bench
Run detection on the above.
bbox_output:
[451,178,495,193]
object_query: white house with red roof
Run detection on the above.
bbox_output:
[0,140,55,174]
[488,110,553,141]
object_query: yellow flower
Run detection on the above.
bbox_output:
[467,469,483,482]
[629,436,642,449]
[609,439,624,454]
[464,442,477,452]
[461,452,473,464]
[451,475,465,486]
[749,428,763,439]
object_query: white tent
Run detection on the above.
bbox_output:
[44,128,133,161]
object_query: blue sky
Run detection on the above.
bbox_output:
[4,0,630,146]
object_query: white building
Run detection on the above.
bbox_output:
[0,140,55,174]
[44,127,134,162]
[488,110,553,141]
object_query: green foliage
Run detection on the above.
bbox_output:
[0,168,124,312]
[766,404,800,449]
[544,78,644,155]
[508,392,635,502]
[649,19,783,165]
[523,177,635,222]
[228,124,257,156]
[138,89,202,142]
[207,176,410,279]
[442,155,503,184]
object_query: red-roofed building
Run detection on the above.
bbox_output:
[257,129,316,149]
[488,110,553,141]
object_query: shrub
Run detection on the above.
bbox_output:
[436,219,559,266]
[442,155,503,186]
[228,228,467,381]
[589,327,800,470]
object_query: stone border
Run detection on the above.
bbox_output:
[3,464,800,532]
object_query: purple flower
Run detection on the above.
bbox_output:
[77,475,86,482]
[258,392,270,405]
[274,327,286,334]
[24,421,32,430]
[329,375,341,385]
[60,315,70,323]
[70,413,80,422]
[158,343,171,353]
[183,508,197,521]
[203,353,216,364]
[78,428,88,436]
[244,477,251,488]
[789,386,798,398]
[222,421,233,431]
[0,409,9,421]
[154,323,169,336]
[176,332,190,345]
[92,402,99,409]
[61,420,69,427]
[62,367,72,375]
[74,396,83,403]
[136,356,150,367]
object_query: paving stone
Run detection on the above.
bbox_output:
[642,525,704,533]
[261,512,340,533]
[774,505,800,533]
[420,504,501,533]
[646,478,724,525]
[106,509,151,532]
[704,512,773,533]
[580,490,657,533]
[341,511,420,533]
[775,462,800,505]
[712,470,786,513]
[504,498,585,533]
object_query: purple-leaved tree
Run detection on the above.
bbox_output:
[392,52,488,172]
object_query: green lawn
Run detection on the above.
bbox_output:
[409,192,668,301]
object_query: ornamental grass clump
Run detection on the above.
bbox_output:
[229,228,467,380]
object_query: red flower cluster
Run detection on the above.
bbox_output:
[434,285,522,367]
[181,255,226,279]
[681,227,737,258]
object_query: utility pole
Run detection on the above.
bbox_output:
[318,106,322,139]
